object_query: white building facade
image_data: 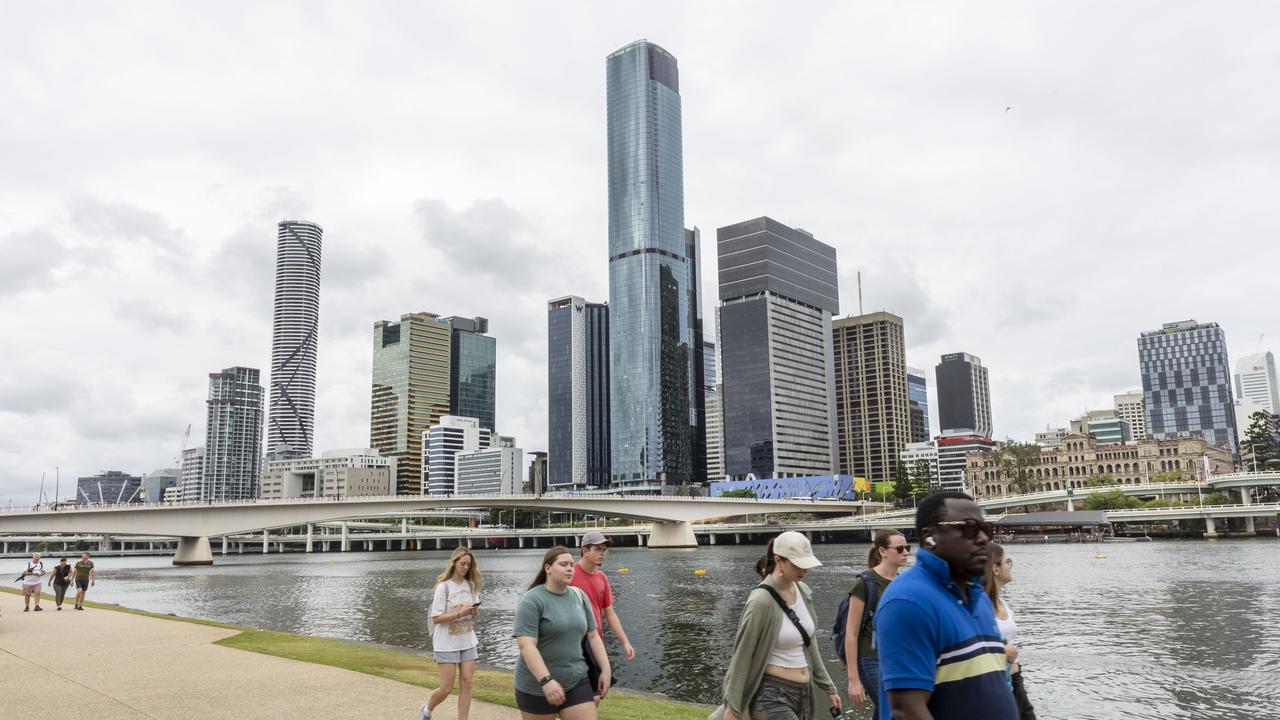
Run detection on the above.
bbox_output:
[1235,352,1280,415]
[260,448,395,500]
[1113,390,1147,440]
[456,446,524,495]
[424,416,491,495]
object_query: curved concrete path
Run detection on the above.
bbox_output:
[0,593,520,720]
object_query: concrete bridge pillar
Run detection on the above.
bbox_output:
[100,535,111,552]
[518,536,524,548]
[734,533,740,544]
[262,529,270,554]
[306,524,314,553]
[173,536,213,566]
[1203,516,1218,538]
[636,534,645,547]
[341,522,350,552]
[1245,516,1256,534]
[1066,497,1075,512]
[401,518,408,533]
[1240,488,1253,505]
[708,533,717,545]
[436,537,442,549]
[221,537,228,556]
[648,521,697,548]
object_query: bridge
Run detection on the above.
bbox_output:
[0,494,871,563]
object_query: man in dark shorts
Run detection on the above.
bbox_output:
[72,552,96,610]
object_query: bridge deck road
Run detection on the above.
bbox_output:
[0,590,520,720]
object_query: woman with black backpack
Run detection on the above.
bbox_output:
[843,528,910,720]
[710,531,841,720]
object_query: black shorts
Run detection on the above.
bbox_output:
[75,579,89,591]
[515,676,594,714]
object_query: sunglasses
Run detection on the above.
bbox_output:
[932,519,997,540]
[889,544,911,554]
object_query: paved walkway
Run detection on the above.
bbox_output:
[0,593,521,720]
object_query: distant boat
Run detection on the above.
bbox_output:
[1094,550,1107,559]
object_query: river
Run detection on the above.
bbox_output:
[10,539,1277,719]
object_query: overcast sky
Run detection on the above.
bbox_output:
[2,2,1277,504]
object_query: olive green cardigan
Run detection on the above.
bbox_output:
[708,575,838,720]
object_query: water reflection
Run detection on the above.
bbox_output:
[7,540,1276,718]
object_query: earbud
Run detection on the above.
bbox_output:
[925,537,937,548]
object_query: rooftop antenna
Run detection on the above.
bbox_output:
[857,271,864,316]
[1259,334,1265,353]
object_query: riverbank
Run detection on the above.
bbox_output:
[0,587,710,720]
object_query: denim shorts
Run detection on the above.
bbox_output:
[434,646,478,664]
[750,674,811,720]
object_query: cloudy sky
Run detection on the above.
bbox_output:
[2,2,1277,504]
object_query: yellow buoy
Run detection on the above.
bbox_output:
[618,567,629,574]
[694,569,707,575]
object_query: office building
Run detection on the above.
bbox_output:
[75,470,143,506]
[968,433,1233,498]
[1138,320,1237,451]
[900,442,940,488]
[266,220,322,459]
[936,353,992,438]
[1035,428,1069,448]
[1113,390,1147,440]
[719,217,839,479]
[936,430,996,492]
[547,296,610,489]
[607,39,698,490]
[179,447,204,503]
[423,415,491,495]
[528,451,548,495]
[447,316,496,432]
[371,313,453,494]
[1087,416,1132,445]
[907,367,931,442]
[201,366,264,502]
[832,312,911,483]
[457,446,524,495]
[1070,410,1118,436]
[1235,351,1280,415]
[704,337,724,481]
[142,468,180,503]
[260,448,395,499]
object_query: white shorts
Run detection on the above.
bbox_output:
[434,646,478,664]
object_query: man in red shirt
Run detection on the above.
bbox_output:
[571,530,635,663]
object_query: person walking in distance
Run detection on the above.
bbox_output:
[874,491,1017,720]
[72,552,95,610]
[570,530,636,680]
[710,531,842,720]
[512,546,611,719]
[21,552,45,611]
[419,547,482,720]
[844,529,911,719]
[47,557,73,610]
[983,544,1037,720]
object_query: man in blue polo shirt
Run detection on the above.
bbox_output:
[874,490,1017,720]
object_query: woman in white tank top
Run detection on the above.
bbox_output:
[983,543,1037,720]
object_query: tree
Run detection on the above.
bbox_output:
[720,488,757,499]
[1085,473,1119,488]
[1151,470,1188,484]
[910,458,936,496]
[1082,490,1141,511]
[1242,411,1280,472]
[892,462,914,503]
[991,440,1042,495]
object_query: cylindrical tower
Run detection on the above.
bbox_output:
[268,220,323,458]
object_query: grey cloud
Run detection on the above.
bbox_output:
[840,258,949,346]
[0,228,67,297]
[414,198,554,282]
[66,197,188,260]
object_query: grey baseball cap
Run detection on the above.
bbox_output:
[581,530,613,547]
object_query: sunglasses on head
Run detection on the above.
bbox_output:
[889,544,911,554]
[932,518,996,540]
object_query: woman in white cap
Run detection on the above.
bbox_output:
[710,531,842,720]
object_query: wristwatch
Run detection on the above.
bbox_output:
[539,675,554,686]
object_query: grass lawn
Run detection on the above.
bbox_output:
[0,586,711,720]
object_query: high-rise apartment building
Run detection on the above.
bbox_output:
[832,312,911,483]
[179,447,204,503]
[1138,320,1237,451]
[1235,351,1279,415]
[447,316,496,432]
[606,40,698,490]
[547,296,610,490]
[423,415,492,495]
[1113,390,1147,440]
[457,445,524,495]
[371,313,453,494]
[906,367,930,442]
[936,353,993,438]
[267,220,322,459]
[704,338,724,481]
[719,217,839,479]
[201,366,264,501]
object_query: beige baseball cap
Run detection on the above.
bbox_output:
[772,531,822,569]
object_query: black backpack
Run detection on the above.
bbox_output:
[832,570,879,664]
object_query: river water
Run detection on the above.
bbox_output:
[10,539,1277,719]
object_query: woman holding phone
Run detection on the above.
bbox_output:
[420,547,482,720]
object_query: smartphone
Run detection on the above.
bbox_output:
[472,602,482,607]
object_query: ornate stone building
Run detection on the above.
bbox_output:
[967,433,1233,498]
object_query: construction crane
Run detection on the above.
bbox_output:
[174,423,192,467]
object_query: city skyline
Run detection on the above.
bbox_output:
[2,4,1278,500]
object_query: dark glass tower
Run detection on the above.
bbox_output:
[447,316,496,433]
[547,296,611,489]
[606,39,696,490]
[1139,320,1238,451]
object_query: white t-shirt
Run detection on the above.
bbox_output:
[430,578,478,652]
[766,591,816,669]
[22,561,44,586]
[996,602,1019,647]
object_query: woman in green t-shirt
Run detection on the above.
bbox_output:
[512,546,611,719]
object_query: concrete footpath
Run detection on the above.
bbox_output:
[0,593,521,720]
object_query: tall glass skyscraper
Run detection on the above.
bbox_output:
[606,39,697,490]
[547,296,610,489]
[1139,320,1238,451]
[371,313,452,494]
[447,316,496,433]
[267,220,322,459]
[907,367,930,442]
[202,366,264,501]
